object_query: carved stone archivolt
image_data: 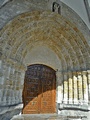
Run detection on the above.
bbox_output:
[0,11,90,71]
[0,11,90,109]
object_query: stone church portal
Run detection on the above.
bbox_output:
[0,0,90,120]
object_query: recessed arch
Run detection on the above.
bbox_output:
[0,11,90,71]
[0,2,90,118]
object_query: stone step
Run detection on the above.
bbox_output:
[11,114,67,120]
[11,114,87,120]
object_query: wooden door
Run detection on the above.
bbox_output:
[22,64,56,114]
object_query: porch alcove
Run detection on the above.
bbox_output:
[0,10,90,119]
[22,45,62,114]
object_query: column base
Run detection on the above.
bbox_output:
[58,103,90,111]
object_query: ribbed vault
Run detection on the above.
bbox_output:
[0,11,90,71]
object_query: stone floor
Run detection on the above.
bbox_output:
[10,114,87,120]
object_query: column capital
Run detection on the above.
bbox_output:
[63,72,68,81]
[82,71,87,75]
[56,70,63,85]
[87,70,90,74]
[72,71,77,76]
[67,71,72,78]
[20,64,26,71]
[77,71,82,75]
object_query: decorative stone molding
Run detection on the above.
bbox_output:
[0,11,89,71]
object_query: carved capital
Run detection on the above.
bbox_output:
[87,70,90,74]
[82,71,87,75]
[68,71,72,78]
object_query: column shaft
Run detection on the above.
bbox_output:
[87,70,90,104]
[68,72,73,104]
[73,72,78,104]
[82,71,88,104]
[63,72,68,104]
[77,72,83,104]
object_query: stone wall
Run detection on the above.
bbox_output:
[0,0,90,119]
[0,59,25,120]
[0,59,25,106]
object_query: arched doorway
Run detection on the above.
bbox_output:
[22,64,56,114]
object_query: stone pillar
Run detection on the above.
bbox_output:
[73,72,78,104]
[7,65,11,79]
[87,70,90,104]
[14,70,19,104]
[17,72,22,103]
[0,64,3,103]
[64,80,68,104]
[82,71,88,105]
[0,60,2,68]
[9,65,14,105]
[0,60,3,103]
[19,70,25,103]
[63,72,68,104]
[1,61,7,105]
[0,89,2,103]
[68,72,73,104]
[77,72,83,104]
[3,85,7,105]
[4,63,9,79]
[56,70,63,104]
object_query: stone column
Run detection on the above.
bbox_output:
[14,70,19,104]
[63,72,68,104]
[68,72,73,104]
[56,70,63,104]
[19,70,25,103]
[0,64,3,103]
[8,65,14,104]
[87,70,90,104]
[0,60,2,68]
[4,63,9,79]
[7,65,11,79]
[2,61,7,105]
[17,71,23,104]
[82,71,88,105]
[0,60,3,103]
[0,89,2,103]
[73,72,78,104]
[3,85,8,105]
[77,72,83,104]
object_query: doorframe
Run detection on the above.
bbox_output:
[22,64,58,114]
